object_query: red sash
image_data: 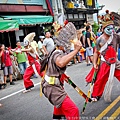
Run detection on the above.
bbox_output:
[103,44,116,65]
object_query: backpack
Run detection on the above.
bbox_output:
[40,48,56,73]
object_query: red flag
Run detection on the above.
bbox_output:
[46,0,54,16]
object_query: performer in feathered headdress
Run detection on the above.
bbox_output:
[41,21,82,120]
[86,10,120,102]
[21,32,44,93]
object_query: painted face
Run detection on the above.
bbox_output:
[24,40,29,47]
[104,25,113,36]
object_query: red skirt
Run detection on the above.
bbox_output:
[85,67,95,83]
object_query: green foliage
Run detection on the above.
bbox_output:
[92,22,99,35]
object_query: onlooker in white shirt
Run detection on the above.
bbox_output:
[38,36,45,57]
[42,32,55,55]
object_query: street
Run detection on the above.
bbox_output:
[0,61,120,120]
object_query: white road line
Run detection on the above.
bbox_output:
[0,82,40,101]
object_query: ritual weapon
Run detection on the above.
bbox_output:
[61,74,92,102]
[82,56,101,114]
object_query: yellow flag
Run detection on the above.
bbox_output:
[87,0,92,6]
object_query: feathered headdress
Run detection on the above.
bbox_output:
[111,12,120,26]
[24,32,36,46]
[53,20,78,52]
[98,10,114,29]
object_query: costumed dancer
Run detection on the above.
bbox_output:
[41,21,82,120]
[21,32,44,93]
[86,10,120,102]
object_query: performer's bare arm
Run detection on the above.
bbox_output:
[56,41,82,68]
[93,48,99,70]
[93,37,105,70]
[9,50,14,55]
[21,47,34,53]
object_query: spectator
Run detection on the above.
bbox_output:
[85,25,93,66]
[80,30,86,60]
[38,36,45,58]
[70,43,81,64]
[0,58,4,89]
[96,28,102,38]
[0,44,15,88]
[42,32,55,55]
[14,41,27,79]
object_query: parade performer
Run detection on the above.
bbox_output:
[86,10,120,102]
[41,21,82,120]
[21,32,44,93]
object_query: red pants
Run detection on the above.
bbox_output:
[86,62,120,97]
[53,96,80,120]
[23,61,44,90]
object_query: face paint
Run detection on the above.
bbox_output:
[24,40,29,47]
[104,25,113,36]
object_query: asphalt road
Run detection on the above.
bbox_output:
[0,61,120,120]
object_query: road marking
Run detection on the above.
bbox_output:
[107,107,120,120]
[0,82,40,101]
[94,96,120,120]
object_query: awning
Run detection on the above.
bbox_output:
[2,15,53,26]
[0,18,19,33]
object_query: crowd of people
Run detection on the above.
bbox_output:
[0,31,55,89]
[0,10,120,120]
[0,25,98,90]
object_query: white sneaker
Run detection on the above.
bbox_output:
[23,89,31,93]
[91,98,97,102]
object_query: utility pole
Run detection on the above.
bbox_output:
[52,0,58,21]
[51,0,65,24]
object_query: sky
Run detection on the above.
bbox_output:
[97,0,120,14]
[93,0,120,22]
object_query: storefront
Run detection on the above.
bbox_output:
[0,0,53,48]
[0,18,19,48]
[0,15,53,48]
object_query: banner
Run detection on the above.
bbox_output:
[0,19,19,33]
[1,0,43,5]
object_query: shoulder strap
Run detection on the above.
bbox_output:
[47,47,56,61]
[100,35,113,53]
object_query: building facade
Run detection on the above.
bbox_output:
[0,0,53,48]
[51,0,101,29]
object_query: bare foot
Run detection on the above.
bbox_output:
[22,89,31,93]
